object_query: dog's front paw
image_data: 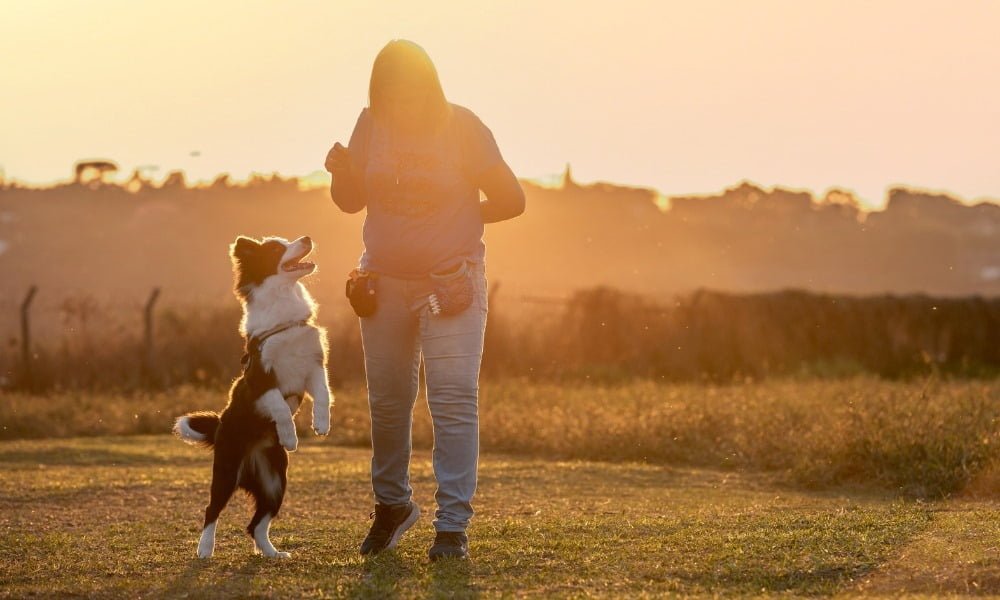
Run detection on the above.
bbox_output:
[313,406,330,435]
[279,433,299,452]
[262,549,291,559]
[313,414,330,436]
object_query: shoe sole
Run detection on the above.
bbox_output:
[383,502,420,551]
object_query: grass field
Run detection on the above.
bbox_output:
[4,377,999,497]
[2,434,1000,598]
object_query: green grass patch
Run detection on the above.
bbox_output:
[850,502,1000,595]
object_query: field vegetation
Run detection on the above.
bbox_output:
[3,242,999,595]
[4,377,999,499]
[4,134,1000,598]
[4,435,1000,598]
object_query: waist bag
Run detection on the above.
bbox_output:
[428,260,474,316]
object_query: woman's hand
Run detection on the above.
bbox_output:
[325,142,351,174]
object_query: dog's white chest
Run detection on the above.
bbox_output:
[260,327,322,396]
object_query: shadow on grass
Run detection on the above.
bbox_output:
[0,446,201,467]
[429,558,477,599]
[340,552,477,599]
[342,550,410,599]
[159,557,262,599]
[0,483,154,506]
[672,564,863,596]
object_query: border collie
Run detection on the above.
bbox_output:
[173,235,332,559]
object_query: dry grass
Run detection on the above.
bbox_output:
[3,377,998,498]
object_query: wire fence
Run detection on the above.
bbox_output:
[2,283,999,392]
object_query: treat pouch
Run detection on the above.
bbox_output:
[428,260,474,316]
[346,268,378,317]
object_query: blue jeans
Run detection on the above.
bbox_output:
[359,260,487,532]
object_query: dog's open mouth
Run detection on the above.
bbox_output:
[282,251,315,273]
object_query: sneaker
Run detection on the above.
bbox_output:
[359,501,420,556]
[428,531,469,561]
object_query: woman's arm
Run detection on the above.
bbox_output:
[326,142,366,213]
[327,110,370,214]
[330,176,365,213]
[478,161,525,223]
[328,157,366,214]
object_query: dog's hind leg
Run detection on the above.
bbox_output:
[245,444,290,558]
[199,446,240,559]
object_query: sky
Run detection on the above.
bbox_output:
[1,0,998,208]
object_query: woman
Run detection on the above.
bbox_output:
[324,39,524,561]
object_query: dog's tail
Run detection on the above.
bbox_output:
[173,411,220,448]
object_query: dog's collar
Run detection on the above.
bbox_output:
[248,319,310,345]
[241,319,309,369]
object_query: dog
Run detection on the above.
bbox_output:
[173,235,332,559]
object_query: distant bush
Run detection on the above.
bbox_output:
[536,287,1000,381]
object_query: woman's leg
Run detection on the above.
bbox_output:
[360,274,422,506]
[419,262,488,532]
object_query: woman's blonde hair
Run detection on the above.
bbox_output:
[368,39,452,135]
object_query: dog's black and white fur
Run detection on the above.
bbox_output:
[173,235,332,559]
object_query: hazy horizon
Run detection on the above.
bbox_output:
[5,163,1000,213]
[3,1,999,209]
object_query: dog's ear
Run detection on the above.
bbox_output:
[230,236,259,260]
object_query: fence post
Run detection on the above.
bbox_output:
[142,287,161,385]
[20,286,37,389]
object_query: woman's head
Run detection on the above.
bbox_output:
[368,39,451,135]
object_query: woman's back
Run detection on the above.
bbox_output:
[349,103,504,278]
